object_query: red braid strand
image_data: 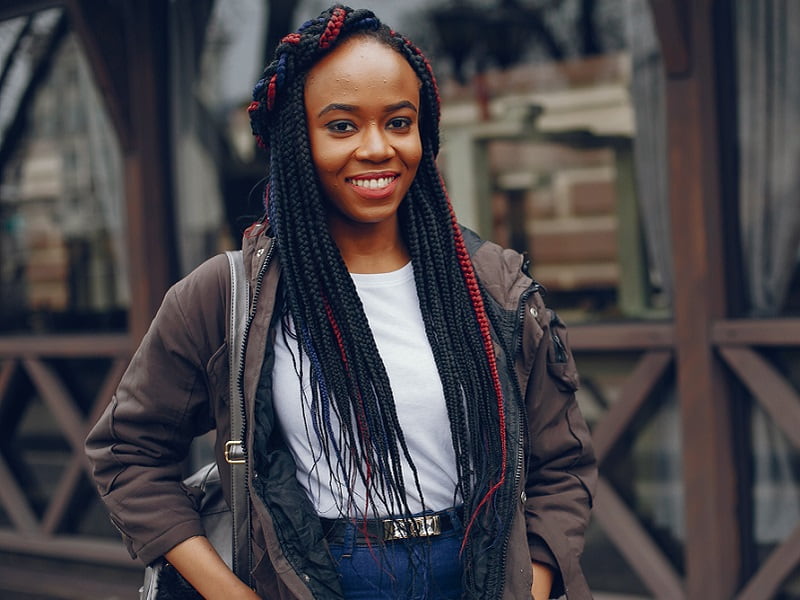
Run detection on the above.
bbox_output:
[443,182,508,549]
[266,74,278,110]
[247,101,267,149]
[319,7,346,49]
[323,300,374,516]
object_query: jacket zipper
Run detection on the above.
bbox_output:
[237,240,276,459]
[497,280,537,590]
[239,240,324,597]
[234,240,275,580]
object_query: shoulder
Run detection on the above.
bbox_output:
[152,254,232,355]
[171,253,231,301]
[460,226,535,311]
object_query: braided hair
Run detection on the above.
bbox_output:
[249,5,514,591]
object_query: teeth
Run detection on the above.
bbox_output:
[350,177,394,189]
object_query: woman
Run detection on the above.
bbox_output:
[86,5,596,599]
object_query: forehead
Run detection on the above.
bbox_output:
[304,37,420,109]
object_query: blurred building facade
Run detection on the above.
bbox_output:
[0,1,798,599]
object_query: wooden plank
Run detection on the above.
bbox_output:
[718,346,800,450]
[42,359,128,533]
[531,228,618,263]
[0,530,133,566]
[0,334,131,357]
[22,359,88,455]
[736,525,800,600]
[0,360,16,414]
[713,319,800,347]
[0,563,139,600]
[591,351,673,463]
[594,477,685,600]
[568,322,674,351]
[40,458,83,535]
[0,457,38,533]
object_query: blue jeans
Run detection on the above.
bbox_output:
[327,508,464,599]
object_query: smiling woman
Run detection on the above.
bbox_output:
[85,5,597,600]
[305,36,422,272]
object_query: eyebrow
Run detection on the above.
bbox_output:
[317,100,418,117]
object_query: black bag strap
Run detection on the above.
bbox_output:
[225,250,251,585]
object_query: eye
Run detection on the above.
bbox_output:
[326,120,357,133]
[387,117,412,130]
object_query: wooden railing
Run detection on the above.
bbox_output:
[570,318,800,599]
[0,334,133,568]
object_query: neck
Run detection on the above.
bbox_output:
[329,217,409,274]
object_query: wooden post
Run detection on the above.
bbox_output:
[67,0,178,342]
[121,0,177,342]
[651,0,741,598]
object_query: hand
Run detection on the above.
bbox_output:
[164,536,260,600]
[531,560,554,600]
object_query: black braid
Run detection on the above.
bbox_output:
[249,5,515,593]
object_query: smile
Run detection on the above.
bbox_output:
[346,175,398,190]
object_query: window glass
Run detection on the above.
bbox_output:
[733,1,800,318]
[0,11,127,333]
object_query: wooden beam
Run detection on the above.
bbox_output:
[718,346,800,450]
[22,359,89,455]
[64,0,131,149]
[568,322,674,351]
[0,563,139,600]
[591,351,673,463]
[120,0,178,342]
[0,458,38,533]
[0,531,133,566]
[657,1,740,598]
[736,525,800,600]
[0,361,16,412]
[713,319,800,347]
[649,0,690,76]
[594,478,685,599]
[41,358,128,534]
[0,335,131,358]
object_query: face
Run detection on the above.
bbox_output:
[304,36,422,237]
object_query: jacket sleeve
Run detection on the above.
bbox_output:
[85,255,229,566]
[522,292,597,598]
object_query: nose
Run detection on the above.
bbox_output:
[354,124,395,162]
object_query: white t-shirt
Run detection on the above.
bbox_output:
[271,262,460,518]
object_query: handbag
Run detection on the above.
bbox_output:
[140,250,251,600]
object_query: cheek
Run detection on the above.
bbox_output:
[406,144,422,173]
[313,144,350,175]
[406,133,423,166]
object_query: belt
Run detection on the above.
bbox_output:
[321,507,464,543]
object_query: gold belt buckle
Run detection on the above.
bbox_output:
[383,514,441,541]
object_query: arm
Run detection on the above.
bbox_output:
[532,561,554,600]
[86,255,230,565]
[164,536,259,600]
